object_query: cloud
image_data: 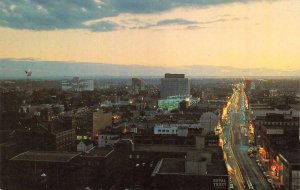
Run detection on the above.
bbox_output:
[186,25,205,30]
[36,5,48,14]
[130,17,237,30]
[157,18,199,26]
[108,0,253,14]
[0,0,114,30]
[0,0,255,31]
[88,21,120,32]
[9,4,16,11]
[134,18,200,29]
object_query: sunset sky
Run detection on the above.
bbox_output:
[0,0,300,75]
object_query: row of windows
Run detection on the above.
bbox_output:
[56,141,73,146]
[290,170,300,190]
[256,121,298,126]
[157,129,177,133]
[56,134,74,139]
[134,139,194,145]
[56,138,74,143]
[292,170,300,178]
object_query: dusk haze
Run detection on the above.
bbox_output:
[0,1,300,190]
[0,0,300,76]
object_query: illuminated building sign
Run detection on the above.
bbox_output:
[212,176,228,189]
[266,129,284,135]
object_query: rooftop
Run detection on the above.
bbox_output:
[279,150,300,164]
[158,158,185,174]
[135,144,195,153]
[10,151,80,163]
[77,139,94,145]
[164,73,185,78]
[254,114,299,122]
[85,146,114,157]
[290,104,300,111]
[156,158,227,175]
[207,161,228,175]
[135,144,222,154]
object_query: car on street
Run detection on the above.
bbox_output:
[267,178,273,184]
[259,165,264,171]
[263,172,270,178]
[248,148,253,155]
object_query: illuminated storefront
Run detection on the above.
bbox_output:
[158,99,181,111]
[259,147,269,162]
[270,155,283,179]
[158,96,191,111]
[271,161,282,177]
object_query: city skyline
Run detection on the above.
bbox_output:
[0,0,300,76]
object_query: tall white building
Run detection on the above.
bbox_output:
[80,80,94,91]
[160,73,190,99]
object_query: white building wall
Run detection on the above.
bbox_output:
[154,123,202,135]
[98,134,120,147]
[77,141,93,152]
[154,124,178,135]
[130,127,138,134]
[81,80,94,91]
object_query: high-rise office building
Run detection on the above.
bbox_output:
[132,77,145,94]
[160,73,190,98]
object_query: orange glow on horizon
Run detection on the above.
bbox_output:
[0,0,299,72]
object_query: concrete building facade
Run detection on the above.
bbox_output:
[160,73,190,99]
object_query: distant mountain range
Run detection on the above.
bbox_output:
[0,58,299,79]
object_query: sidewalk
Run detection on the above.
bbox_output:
[256,154,285,190]
[267,170,285,190]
